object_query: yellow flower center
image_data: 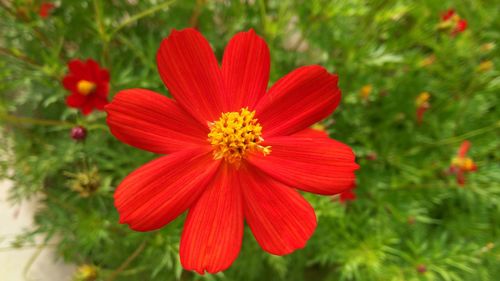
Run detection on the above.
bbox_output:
[77,80,96,96]
[208,108,271,165]
[451,156,475,171]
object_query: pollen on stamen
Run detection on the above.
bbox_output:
[208,108,271,165]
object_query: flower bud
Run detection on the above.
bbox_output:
[66,167,101,197]
[416,264,427,274]
[71,126,87,141]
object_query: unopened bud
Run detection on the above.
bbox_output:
[71,126,87,141]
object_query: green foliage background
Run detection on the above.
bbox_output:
[1,0,499,280]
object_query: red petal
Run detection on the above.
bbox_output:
[293,128,329,139]
[339,189,356,203]
[66,93,86,107]
[105,89,209,154]
[441,9,455,21]
[255,66,341,137]
[457,140,471,157]
[180,164,243,274]
[62,75,78,92]
[68,59,89,79]
[241,165,317,255]
[222,29,270,110]
[99,68,110,83]
[92,96,108,110]
[456,19,467,32]
[416,106,427,124]
[115,148,219,232]
[456,170,465,186]
[86,59,101,81]
[94,81,109,98]
[39,2,55,18]
[81,102,94,115]
[247,135,359,195]
[157,28,226,124]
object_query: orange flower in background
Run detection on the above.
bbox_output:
[415,92,430,125]
[439,9,467,36]
[476,60,493,73]
[449,141,477,185]
[359,84,373,101]
[105,29,359,274]
[39,2,55,18]
[62,59,110,115]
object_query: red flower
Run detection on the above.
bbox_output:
[415,92,430,125]
[439,9,467,36]
[449,141,477,185]
[39,2,55,18]
[105,29,359,274]
[62,59,110,115]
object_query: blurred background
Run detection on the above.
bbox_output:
[0,0,499,280]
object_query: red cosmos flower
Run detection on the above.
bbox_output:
[105,29,359,274]
[449,141,477,185]
[39,2,55,18]
[440,9,467,36]
[62,59,110,115]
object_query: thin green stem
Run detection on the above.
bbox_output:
[116,35,156,72]
[106,241,147,281]
[92,0,111,66]
[93,0,107,40]
[23,243,46,280]
[0,243,57,252]
[109,0,177,39]
[423,121,500,146]
[1,114,76,127]
[188,0,205,28]
[0,46,42,68]
[257,0,268,35]
[87,123,109,131]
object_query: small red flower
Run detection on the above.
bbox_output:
[62,59,110,115]
[449,140,477,185]
[417,264,427,274]
[39,2,55,18]
[105,29,359,274]
[415,92,430,125]
[439,9,467,36]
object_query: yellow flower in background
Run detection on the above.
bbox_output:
[415,92,430,107]
[419,54,436,67]
[476,60,493,73]
[74,264,98,281]
[359,84,373,101]
[480,42,495,53]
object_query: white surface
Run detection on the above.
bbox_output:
[0,178,75,281]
